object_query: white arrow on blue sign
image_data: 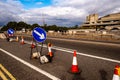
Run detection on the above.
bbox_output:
[7,28,14,35]
[32,27,47,42]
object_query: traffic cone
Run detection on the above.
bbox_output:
[48,43,53,57]
[69,50,80,74]
[20,36,25,44]
[112,65,120,80]
[31,38,36,48]
[16,36,19,42]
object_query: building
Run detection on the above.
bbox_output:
[81,12,120,30]
[68,29,96,35]
[86,14,98,24]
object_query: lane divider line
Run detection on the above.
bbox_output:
[0,48,60,80]
[53,47,120,63]
[25,40,120,63]
[0,64,16,80]
[47,37,120,47]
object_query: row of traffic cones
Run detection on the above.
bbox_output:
[13,36,25,44]
[15,36,120,79]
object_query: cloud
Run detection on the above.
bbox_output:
[53,0,120,15]
[20,0,120,26]
[0,0,120,27]
[19,6,87,26]
[0,0,24,26]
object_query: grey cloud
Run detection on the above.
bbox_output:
[0,0,120,27]
[0,0,24,26]
[85,0,120,16]
[53,0,120,16]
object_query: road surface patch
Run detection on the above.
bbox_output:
[0,48,60,80]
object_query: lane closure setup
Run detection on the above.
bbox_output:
[31,27,53,64]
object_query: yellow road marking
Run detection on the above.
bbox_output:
[0,64,16,80]
[0,70,8,80]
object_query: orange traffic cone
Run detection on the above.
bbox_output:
[48,43,53,57]
[112,65,120,80]
[20,36,25,44]
[16,36,19,42]
[70,50,80,74]
[31,38,36,48]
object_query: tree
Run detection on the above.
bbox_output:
[31,23,40,30]
[1,21,17,31]
[1,25,8,31]
[1,21,70,31]
[17,21,28,30]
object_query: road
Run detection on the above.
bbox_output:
[0,37,120,80]
[46,37,120,61]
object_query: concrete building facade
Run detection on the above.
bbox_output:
[86,14,98,24]
[81,12,120,30]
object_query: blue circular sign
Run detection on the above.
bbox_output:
[32,27,47,42]
[7,28,14,35]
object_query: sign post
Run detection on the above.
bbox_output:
[31,27,53,64]
[31,27,47,60]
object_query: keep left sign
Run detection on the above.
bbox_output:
[32,27,46,42]
[7,28,14,35]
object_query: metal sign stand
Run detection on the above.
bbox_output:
[30,39,38,59]
[39,41,48,56]
[31,27,52,64]
[30,38,48,60]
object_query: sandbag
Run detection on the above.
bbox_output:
[32,52,40,58]
[40,55,52,64]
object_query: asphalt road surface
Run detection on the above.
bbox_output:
[0,37,120,80]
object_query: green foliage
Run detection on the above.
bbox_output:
[1,21,79,31]
[17,21,29,30]
[1,21,17,31]
[31,23,40,30]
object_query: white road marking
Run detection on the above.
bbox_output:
[25,40,120,63]
[53,47,120,63]
[0,48,60,80]
[48,37,120,47]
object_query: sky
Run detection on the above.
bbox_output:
[0,0,120,27]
